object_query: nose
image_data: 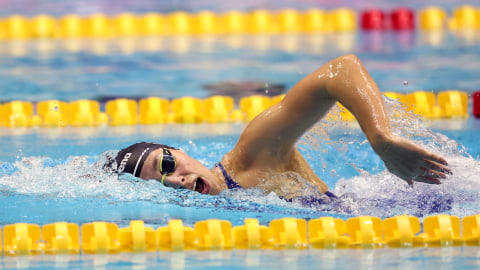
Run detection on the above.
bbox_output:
[163,174,199,190]
[162,175,186,189]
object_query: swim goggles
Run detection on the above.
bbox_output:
[158,148,177,184]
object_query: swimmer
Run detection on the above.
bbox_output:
[107,54,452,200]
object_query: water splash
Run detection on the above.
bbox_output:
[297,96,479,218]
[332,155,479,217]
[0,152,313,220]
[0,97,478,220]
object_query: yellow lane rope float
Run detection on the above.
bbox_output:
[0,5,479,40]
[1,214,479,255]
[0,91,472,128]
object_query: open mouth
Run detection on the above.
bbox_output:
[194,177,208,194]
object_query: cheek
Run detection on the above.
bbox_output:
[141,167,159,180]
[177,158,206,174]
[174,157,192,173]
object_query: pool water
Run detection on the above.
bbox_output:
[1,113,479,226]
[2,247,480,269]
[1,6,480,270]
[1,31,479,225]
[2,32,480,103]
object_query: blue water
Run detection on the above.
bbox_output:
[1,29,478,226]
[1,32,480,103]
[0,115,479,226]
[2,247,480,269]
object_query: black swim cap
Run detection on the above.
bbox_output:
[114,142,176,177]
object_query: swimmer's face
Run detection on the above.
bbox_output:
[139,148,221,195]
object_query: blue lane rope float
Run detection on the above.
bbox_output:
[0,91,475,128]
[2,214,480,255]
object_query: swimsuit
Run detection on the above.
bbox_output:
[214,162,337,206]
[215,162,242,189]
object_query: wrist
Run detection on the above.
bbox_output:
[370,132,394,155]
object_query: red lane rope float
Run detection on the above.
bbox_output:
[473,90,480,118]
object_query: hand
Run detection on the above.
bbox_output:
[374,135,452,185]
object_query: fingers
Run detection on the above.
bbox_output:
[413,167,446,184]
[428,153,448,166]
[422,166,448,179]
[422,158,452,175]
[424,153,449,166]
[384,144,452,186]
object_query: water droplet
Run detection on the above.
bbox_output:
[403,80,409,86]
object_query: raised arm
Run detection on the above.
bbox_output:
[232,54,451,184]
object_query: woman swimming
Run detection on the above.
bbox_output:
[109,54,452,200]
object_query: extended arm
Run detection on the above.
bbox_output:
[233,54,450,184]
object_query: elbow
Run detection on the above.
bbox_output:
[319,54,372,103]
[334,54,362,69]
[329,54,367,84]
[322,54,364,88]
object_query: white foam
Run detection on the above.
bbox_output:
[0,153,168,202]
